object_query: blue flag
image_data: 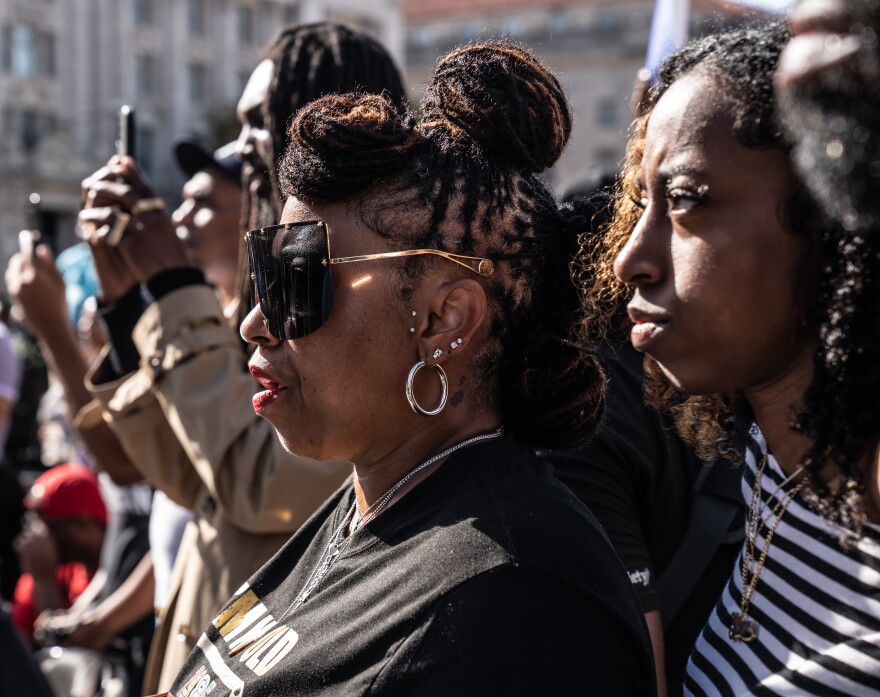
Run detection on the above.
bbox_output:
[645,0,691,81]
[644,0,796,81]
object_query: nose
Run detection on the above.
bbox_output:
[613,207,666,288]
[240,302,279,347]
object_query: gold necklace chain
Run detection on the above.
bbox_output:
[730,453,808,643]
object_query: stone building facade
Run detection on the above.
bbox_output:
[0,0,402,261]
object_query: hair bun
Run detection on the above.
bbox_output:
[420,41,571,174]
[281,93,418,201]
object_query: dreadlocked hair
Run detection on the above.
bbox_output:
[279,40,604,450]
[243,22,408,231]
[597,23,879,515]
[236,21,407,337]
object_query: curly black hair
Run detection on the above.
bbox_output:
[588,22,878,532]
[278,40,605,450]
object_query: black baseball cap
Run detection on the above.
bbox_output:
[173,137,242,185]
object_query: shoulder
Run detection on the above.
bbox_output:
[374,564,654,696]
[455,438,642,609]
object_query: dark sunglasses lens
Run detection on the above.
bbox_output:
[246,223,333,340]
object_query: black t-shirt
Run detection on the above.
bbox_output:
[545,344,741,694]
[170,434,654,696]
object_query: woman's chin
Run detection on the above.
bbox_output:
[653,358,733,397]
[276,431,331,463]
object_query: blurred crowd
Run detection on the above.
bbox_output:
[0,2,878,696]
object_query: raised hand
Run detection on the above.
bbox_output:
[5,238,68,342]
[79,156,189,302]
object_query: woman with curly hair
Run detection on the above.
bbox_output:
[601,21,880,696]
[167,41,654,696]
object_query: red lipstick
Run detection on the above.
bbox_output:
[249,365,288,414]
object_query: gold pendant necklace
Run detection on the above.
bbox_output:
[730,453,808,643]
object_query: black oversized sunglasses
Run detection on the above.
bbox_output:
[245,220,496,341]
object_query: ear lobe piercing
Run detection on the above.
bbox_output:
[432,347,444,360]
[410,310,416,333]
[450,338,463,350]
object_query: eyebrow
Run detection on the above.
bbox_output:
[657,164,706,179]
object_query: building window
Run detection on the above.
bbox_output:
[548,11,569,36]
[410,25,434,49]
[238,6,256,44]
[189,63,208,102]
[134,0,155,27]
[598,99,617,128]
[12,24,37,76]
[21,109,39,152]
[135,53,157,96]
[188,0,208,36]
[501,17,526,36]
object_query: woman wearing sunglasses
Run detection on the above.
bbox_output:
[596,23,880,696]
[167,41,654,695]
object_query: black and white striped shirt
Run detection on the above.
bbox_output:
[685,428,880,696]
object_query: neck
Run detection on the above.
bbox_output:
[745,344,880,526]
[744,344,815,477]
[351,411,502,516]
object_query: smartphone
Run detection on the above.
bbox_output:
[107,106,136,245]
[116,105,136,159]
[23,192,42,237]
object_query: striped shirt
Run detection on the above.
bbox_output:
[685,428,880,696]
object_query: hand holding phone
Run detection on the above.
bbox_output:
[106,105,136,245]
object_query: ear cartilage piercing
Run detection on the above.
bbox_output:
[432,348,443,360]
[450,341,457,350]
[455,338,462,345]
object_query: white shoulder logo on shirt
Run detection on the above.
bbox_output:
[628,568,651,587]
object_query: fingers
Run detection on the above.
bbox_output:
[34,243,56,266]
[117,156,157,199]
[18,229,38,258]
[83,179,140,212]
[77,206,131,247]
[81,157,161,211]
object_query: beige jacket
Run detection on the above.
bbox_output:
[86,285,349,694]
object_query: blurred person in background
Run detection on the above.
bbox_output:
[11,463,106,644]
[0,298,22,455]
[6,238,155,696]
[73,24,408,693]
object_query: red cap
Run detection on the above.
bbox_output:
[26,464,108,526]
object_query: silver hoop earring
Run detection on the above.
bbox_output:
[405,359,448,416]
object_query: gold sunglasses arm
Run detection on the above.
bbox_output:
[329,249,495,277]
